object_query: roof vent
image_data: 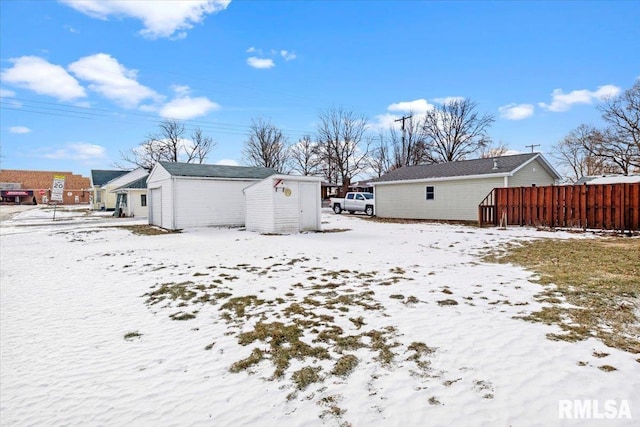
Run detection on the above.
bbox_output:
[492,159,499,170]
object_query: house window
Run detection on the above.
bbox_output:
[96,191,101,203]
[426,186,435,200]
[141,194,147,207]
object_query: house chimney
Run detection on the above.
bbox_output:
[492,159,498,170]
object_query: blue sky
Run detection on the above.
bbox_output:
[1,0,639,178]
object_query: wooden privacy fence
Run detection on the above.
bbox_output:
[479,183,640,232]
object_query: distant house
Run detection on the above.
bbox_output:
[244,174,322,234]
[91,168,148,211]
[90,169,129,210]
[147,161,276,230]
[575,174,640,185]
[112,175,149,218]
[372,153,561,221]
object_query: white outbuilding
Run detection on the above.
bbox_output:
[147,161,276,230]
[243,174,323,234]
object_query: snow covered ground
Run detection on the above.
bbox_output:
[1,206,638,426]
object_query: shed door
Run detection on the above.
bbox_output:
[150,188,162,226]
[299,182,317,231]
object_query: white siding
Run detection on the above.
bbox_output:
[508,159,557,187]
[274,181,301,234]
[375,177,504,221]
[244,179,275,233]
[126,189,148,217]
[174,179,255,229]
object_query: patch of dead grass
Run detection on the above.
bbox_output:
[485,237,639,353]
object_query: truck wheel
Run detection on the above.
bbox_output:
[365,205,374,216]
[333,204,342,214]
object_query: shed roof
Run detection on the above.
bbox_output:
[159,161,277,179]
[91,169,129,186]
[373,153,560,183]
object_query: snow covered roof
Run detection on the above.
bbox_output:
[578,175,640,185]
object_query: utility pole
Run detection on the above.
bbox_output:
[525,143,540,153]
[395,115,412,165]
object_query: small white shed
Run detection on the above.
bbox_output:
[243,174,322,234]
[147,161,276,230]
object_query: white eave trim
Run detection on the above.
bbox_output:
[372,172,511,186]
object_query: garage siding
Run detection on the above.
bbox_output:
[174,179,253,229]
[375,177,504,221]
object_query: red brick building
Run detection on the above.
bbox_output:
[0,169,91,205]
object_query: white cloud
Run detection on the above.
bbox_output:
[246,46,260,54]
[280,50,296,61]
[371,113,401,130]
[0,56,86,101]
[215,159,239,166]
[59,0,230,39]
[171,85,191,97]
[10,126,31,134]
[498,103,535,120]
[160,93,220,120]
[387,99,434,114]
[538,84,621,112]
[433,96,465,104]
[43,142,106,160]
[68,53,160,108]
[247,57,275,69]
[0,88,16,98]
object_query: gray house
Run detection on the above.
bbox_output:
[372,153,561,221]
[147,161,276,230]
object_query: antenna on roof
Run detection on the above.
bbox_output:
[525,144,540,153]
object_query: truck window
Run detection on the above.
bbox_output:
[363,193,373,199]
[346,194,355,199]
[356,194,364,200]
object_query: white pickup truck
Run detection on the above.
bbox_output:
[330,192,375,216]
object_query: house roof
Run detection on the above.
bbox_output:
[91,169,129,186]
[373,153,560,183]
[114,176,148,191]
[158,161,277,179]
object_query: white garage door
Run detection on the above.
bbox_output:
[150,188,162,227]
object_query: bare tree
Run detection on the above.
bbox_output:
[368,131,392,177]
[316,107,370,195]
[422,98,495,163]
[479,140,510,159]
[592,81,640,173]
[186,127,216,164]
[390,113,428,168]
[242,118,289,172]
[553,124,619,182]
[289,135,322,176]
[118,119,215,170]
